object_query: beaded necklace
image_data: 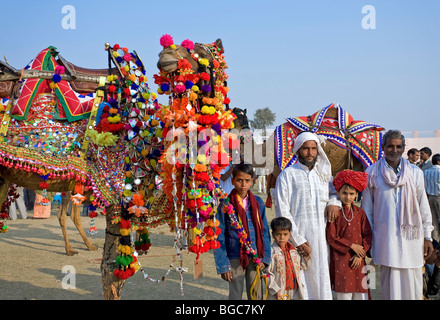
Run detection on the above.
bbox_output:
[342,205,354,223]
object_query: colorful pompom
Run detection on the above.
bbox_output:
[160,34,174,48]
[181,39,195,51]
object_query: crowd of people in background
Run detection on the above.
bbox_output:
[7,189,89,220]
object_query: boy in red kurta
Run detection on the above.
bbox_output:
[326,170,372,300]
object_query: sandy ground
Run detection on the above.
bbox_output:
[0,186,438,301]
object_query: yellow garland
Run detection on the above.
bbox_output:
[107,115,121,123]
[198,58,209,67]
[120,228,131,236]
[201,105,216,115]
[96,132,119,147]
[118,244,133,255]
[86,129,119,147]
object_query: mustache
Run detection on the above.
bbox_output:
[298,154,317,167]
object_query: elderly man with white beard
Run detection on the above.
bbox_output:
[275,132,340,300]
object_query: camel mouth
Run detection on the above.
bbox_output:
[157,59,178,73]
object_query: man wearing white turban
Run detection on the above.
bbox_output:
[275,132,341,300]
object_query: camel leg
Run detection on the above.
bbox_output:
[101,205,126,300]
[0,180,9,208]
[70,202,98,252]
[57,197,78,256]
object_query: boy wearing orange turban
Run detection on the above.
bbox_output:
[326,170,373,300]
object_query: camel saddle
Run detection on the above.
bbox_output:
[0,46,120,97]
[0,46,121,122]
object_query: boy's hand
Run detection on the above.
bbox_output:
[350,256,362,269]
[221,271,232,282]
[350,243,365,258]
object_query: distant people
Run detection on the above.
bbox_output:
[420,147,433,171]
[255,168,267,194]
[9,184,27,220]
[424,153,440,242]
[407,148,420,165]
[23,188,35,211]
[33,190,52,219]
[362,130,434,300]
[52,192,62,207]
[219,163,234,195]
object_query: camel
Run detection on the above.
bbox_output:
[154,35,239,262]
[0,43,164,299]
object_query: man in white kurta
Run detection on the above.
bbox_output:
[275,132,340,300]
[362,130,434,300]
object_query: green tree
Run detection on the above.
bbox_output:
[249,107,276,138]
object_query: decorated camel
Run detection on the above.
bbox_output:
[0,44,165,299]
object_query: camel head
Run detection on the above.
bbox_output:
[157,35,224,75]
[232,107,249,130]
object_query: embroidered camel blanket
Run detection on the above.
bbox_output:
[274,103,384,171]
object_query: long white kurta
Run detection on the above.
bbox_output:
[362,162,434,269]
[275,162,340,300]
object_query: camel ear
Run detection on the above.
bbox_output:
[244,108,247,114]
[215,39,224,53]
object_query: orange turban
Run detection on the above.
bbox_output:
[333,170,368,192]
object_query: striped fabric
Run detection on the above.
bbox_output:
[11,47,94,122]
[275,103,384,171]
[424,165,440,196]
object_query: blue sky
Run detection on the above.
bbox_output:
[1,0,439,133]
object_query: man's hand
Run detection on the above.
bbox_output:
[325,205,340,223]
[424,239,434,259]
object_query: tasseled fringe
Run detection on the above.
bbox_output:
[401,225,421,240]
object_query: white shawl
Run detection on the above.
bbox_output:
[368,157,421,239]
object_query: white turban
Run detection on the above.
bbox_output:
[293,132,332,182]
